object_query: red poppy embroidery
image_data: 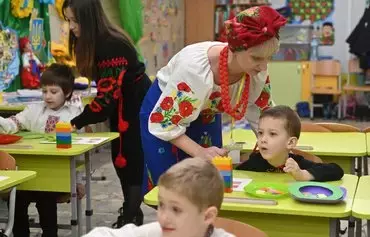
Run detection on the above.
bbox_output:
[150,82,198,127]
[113,88,121,99]
[150,112,164,123]
[177,82,191,92]
[90,101,103,112]
[255,91,270,109]
[209,91,221,100]
[171,115,182,125]
[179,101,194,117]
[97,78,116,93]
[160,97,174,111]
[200,108,214,124]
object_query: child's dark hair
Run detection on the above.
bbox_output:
[323,22,333,28]
[40,63,75,101]
[260,105,301,139]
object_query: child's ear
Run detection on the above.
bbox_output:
[204,206,218,226]
[287,137,298,149]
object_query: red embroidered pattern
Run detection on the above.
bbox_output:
[97,57,128,68]
[255,76,272,112]
[9,116,22,131]
[150,82,198,127]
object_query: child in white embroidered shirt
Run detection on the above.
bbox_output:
[83,158,235,237]
[0,63,85,237]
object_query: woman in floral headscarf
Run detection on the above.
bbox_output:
[140,6,287,193]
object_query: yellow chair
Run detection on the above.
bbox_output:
[315,122,361,132]
[310,60,342,119]
[214,217,267,237]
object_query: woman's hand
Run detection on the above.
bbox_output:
[195,146,228,160]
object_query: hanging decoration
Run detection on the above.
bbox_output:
[0,22,20,92]
[11,0,34,18]
[55,0,65,19]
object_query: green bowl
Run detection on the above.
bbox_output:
[244,182,289,199]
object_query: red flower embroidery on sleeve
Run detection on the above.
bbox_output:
[113,88,121,99]
[171,115,182,125]
[97,78,116,93]
[90,101,103,112]
[177,82,191,92]
[209,91,221,100]
[255,91,270,109]
[160,97,174,111]
[150,112,164,123]
[179,101,194,117]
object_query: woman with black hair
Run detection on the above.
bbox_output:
[63,0,151,228]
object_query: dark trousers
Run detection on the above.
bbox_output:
[12,191,58,237]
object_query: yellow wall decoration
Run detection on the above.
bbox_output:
[11,0,34,18]
[55,0,65,19]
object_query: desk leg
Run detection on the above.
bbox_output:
[357,157,362,176]
[367,220,370,237]
[4,187,16,237]
[364,156,368,175]
[85,152,92,232]
[355,218,362,237]
[329,219,339,237]
[70,157,78,237]
[77,198,82,236]
[348,217,355,237]
[351,159,356,175]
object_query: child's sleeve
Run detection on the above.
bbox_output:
[295,156,344,181]
[0,105,33,134]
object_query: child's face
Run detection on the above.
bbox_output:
[257,117,296,161]
[157,187,216,237]
[42,85,67,110]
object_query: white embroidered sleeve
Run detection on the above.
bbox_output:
[0,106,32,134]
[148,70,213,141]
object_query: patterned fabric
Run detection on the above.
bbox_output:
[44,115,60,133]
[224,6,287,52]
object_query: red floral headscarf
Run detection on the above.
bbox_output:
[225,6,287,52]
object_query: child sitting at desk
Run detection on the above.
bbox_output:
[0,63,85,237]
[236,105,344,182]
[83,158,235,237]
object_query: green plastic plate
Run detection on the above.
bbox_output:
[289,182,344,203]
[16,132,44,139]
[244,182,289,199]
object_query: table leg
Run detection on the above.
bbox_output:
[364,156,368,176]
[351,159,356,175]
[357,157,362,176]
[4,187,16,237]
[77,197,83,236]
[355,218,362,237]
[329,218,339,237]
[367,220,370,237]
[70,156,78,237]
[348,217,355,237]
[85,152,92,232]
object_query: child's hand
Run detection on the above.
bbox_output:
[283,158,314,181]
[77,183,86,199]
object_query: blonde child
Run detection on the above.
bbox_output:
[237,105,344,181]
[83,158,235,237]
[0,63,85,237]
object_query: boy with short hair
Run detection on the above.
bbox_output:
[237,105,344,181]
[83,158,235,237]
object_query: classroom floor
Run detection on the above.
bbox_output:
[3,119,370,236]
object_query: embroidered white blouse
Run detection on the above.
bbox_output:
[83,222,235,237]
[148,41,273,141]
[0,103,82,134]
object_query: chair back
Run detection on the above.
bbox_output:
[315,122,361,132]
[214,217,267,237]
[0,151,16,170]
[301,122,331,132]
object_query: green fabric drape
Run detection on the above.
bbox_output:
[0,0,50,91]
[118,0,144,61]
